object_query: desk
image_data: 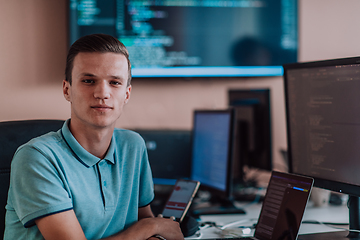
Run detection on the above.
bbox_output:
[186,203,349,239]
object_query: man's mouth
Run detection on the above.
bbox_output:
[91,105,113,110]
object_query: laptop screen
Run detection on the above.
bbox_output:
[254,171,314,240]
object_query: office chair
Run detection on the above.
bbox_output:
[0,119,64,237]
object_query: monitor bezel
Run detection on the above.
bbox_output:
[283,56,360,198]
[190,108,236,200]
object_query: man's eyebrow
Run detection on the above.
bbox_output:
[80,73,125,80]
[80,73,96,77]
[110,75,126,81]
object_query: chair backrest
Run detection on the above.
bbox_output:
[0,119,64,237]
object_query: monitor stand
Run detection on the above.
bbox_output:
[347,195,360,239]
[191,196,246,216]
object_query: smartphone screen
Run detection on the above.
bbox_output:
[161,180,200,222]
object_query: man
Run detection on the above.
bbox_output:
[4,34,183,240]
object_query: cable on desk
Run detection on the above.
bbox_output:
[301,220,360,233]
[199,218,257,230]
[302,220,348,226]
[197,218,257,238]
[219,218,258,230]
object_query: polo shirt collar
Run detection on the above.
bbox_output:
[61,119,116,167]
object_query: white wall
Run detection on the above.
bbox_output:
[298,0,360,62]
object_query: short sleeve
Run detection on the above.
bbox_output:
[9,145,73,227]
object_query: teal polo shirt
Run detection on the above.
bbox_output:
[4,120,154,240]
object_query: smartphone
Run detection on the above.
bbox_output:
[161,179,200,223]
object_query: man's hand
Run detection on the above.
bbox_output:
[137,206,184,240]
[136,215,184,240]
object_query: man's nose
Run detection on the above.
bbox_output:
[94,81,110,99]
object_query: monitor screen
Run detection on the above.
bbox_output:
[228,89,272,176]
[135,129,192,185]
[283,56,360,236]
[68,0,298,78]
[190,109,235,198]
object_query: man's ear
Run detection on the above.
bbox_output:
[63,80,71,102]
[125,85,132,103]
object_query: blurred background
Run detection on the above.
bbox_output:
[0,0,360,174]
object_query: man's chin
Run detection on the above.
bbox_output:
[90,117,119,129]
[71,114,120,130]
[91,121,116,129]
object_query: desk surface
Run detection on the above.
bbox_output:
[187,203,349,239]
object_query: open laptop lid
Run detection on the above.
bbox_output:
[254,171,314,240]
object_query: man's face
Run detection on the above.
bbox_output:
[63,52,131,130]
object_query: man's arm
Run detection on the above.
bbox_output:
[35,210,87,240]
[138,205,154,219]
[35,208,184,240]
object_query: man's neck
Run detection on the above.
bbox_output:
[68,120,114,159]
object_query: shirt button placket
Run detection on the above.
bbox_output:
[97,160,107,208]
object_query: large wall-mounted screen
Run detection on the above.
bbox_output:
[68,0,297,77]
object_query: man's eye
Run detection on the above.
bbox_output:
[83,79,94,84]
[110,81,121,85]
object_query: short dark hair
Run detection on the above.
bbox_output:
[65,34,132,86]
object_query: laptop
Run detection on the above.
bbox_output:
[200,171,314,240]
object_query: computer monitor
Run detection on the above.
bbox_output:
[190,109,245,215]
[68,0,297,78]
[228,89,272,185]
[283,56,360,238]
[135,129,192,185]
